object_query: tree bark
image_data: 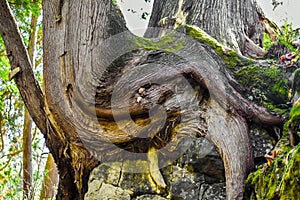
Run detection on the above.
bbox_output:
[1,0,285,199]
[146,0,266,57]
[0,1,99,199]
[39,153,59,199]
[23,108,33,199]
[23,13,38,200]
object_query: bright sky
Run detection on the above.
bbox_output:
[117,0,300,36]
[256,0,300,28]
[116,0,153,36]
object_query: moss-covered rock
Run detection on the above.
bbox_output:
[244,144,300,200]
[234,65,289,111]
[244,106,300,200]
[288,105,300,128]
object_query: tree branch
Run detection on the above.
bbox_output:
[0,0,47,133]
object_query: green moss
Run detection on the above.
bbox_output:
[245,137,300,199]
[292,69,300,94]
[132,33,185,54]
[247,166,264,185]
[289,105,300,122]
[280,147,300,199]
[245,110,299,199]
[234,65,289,110]
[285,104,300,140]
[185,25,253,68]
[282,122,290,139]
[133,25,254,68]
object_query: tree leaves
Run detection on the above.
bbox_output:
[141,12,149,20]
[271,0,283,11]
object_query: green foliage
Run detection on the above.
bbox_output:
[141,12,149,20]
[112,0,117,7]
[0,73,24,199]
[278,21,300,53]
[9,0,42,18]
[263,33,274,51]
[8,0,42,46]
[263,20,299,55]
[122,0,151,20]
[271,0,283,10]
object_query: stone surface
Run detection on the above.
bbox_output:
[169,165,203,200]
[249,126,277,168]
[86,134,273,199]
[85,182,132,200]
[199,183,226,200]
[135,194,168,200]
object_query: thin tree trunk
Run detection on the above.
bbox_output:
[23,109,33,199]
[23,13,38,200]
[39,154,59,200]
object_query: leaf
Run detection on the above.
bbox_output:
[141,12,149,20]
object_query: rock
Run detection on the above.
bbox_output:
[249,126,276,168]
[85,179,103,199]
[86,134,275,200]
[199,183,226,200]
[85,182,131,200]
[135,194,168,200]
[169,165,204,200]
[181,138,225,183]
[89,162,122,185]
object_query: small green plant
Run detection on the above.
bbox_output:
[263,32,273,51]
[112,0,117,7]
[278,21,300,53]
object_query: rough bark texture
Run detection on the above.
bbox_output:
[1,0,286,199]
[146,0,266,57]
[41,0,282,197]
[0,0,99,199]
[42,0,127,198]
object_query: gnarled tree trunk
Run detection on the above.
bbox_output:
[0,0,284,199]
